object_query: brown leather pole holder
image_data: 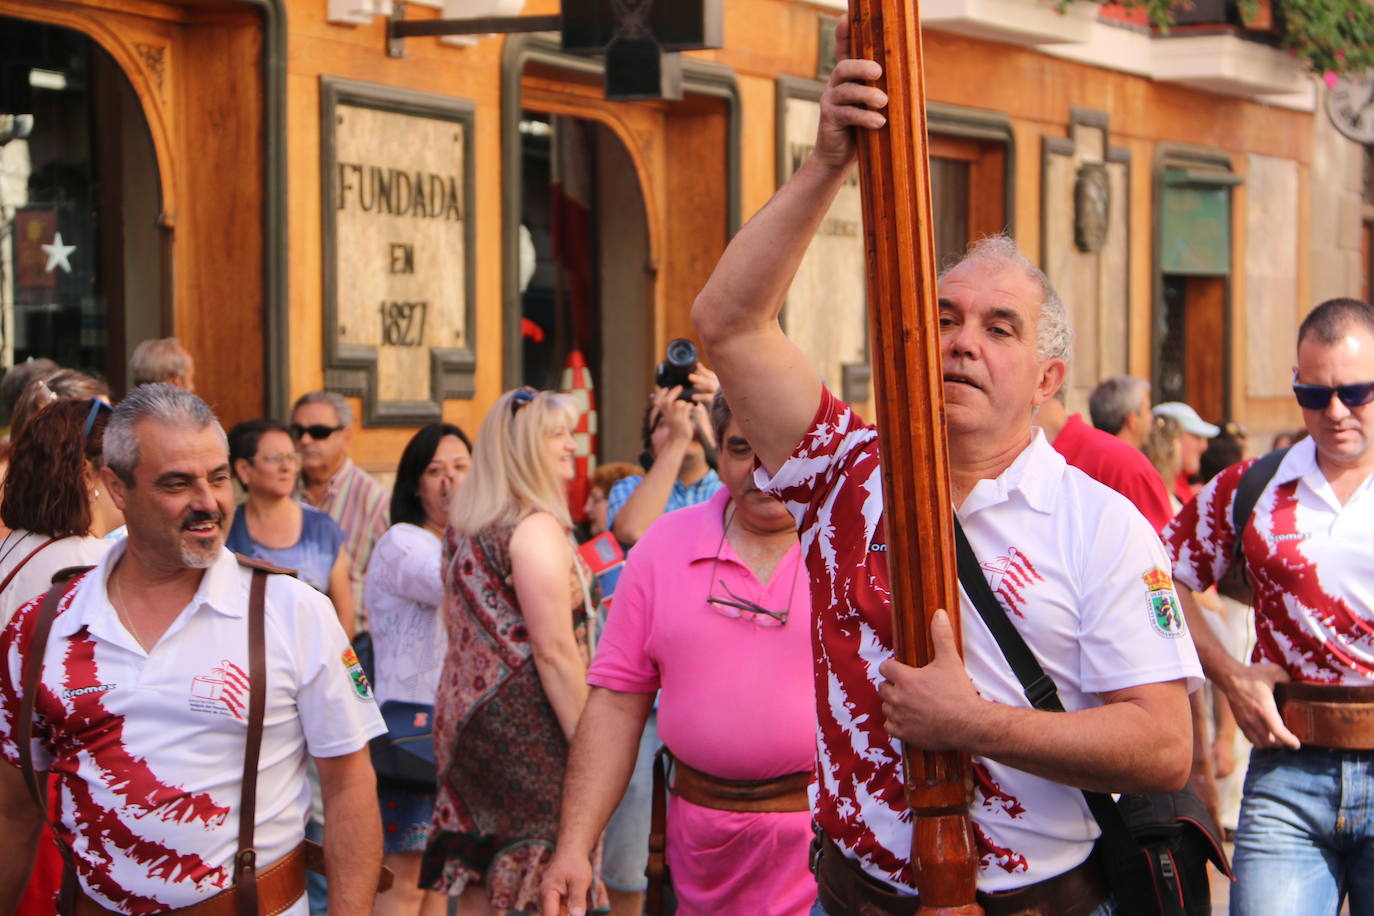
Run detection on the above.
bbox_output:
[846,0,982,913]
[1276,682,1374,750]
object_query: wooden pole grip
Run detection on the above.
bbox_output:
[846,0,981,911]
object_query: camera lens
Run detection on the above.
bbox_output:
[665,338,697,369]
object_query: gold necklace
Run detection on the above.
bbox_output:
[112,568,146,650]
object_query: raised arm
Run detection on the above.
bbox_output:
[691,21,887,473]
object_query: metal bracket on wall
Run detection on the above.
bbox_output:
[386,1,721,101]
[387,2,562,59]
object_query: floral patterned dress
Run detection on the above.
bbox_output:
[421,517,601,910]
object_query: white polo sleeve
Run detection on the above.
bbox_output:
[1075,494,1203,696]
[277,578,387,758]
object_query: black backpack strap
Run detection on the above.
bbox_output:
[1227,446,1289,573]
[951,518,1140,860]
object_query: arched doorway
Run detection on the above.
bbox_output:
[0,18,165,405]
[515,110,654,467]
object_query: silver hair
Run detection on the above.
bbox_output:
[291,389,352,428]
[939,235,1073,365]
[129,337,192,387]
[105,383,226,484]
[1088,375,1150,435]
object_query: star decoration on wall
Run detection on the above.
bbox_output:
[41,232,76,274]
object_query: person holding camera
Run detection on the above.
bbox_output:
[608,342,723,548]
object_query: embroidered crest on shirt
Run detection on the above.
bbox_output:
[188,660,249,720]
[342,647,373,700]
[978,548,1044,618]
[1143,568,1184,639]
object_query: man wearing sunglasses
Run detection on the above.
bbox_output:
[542,394,817,916]
[1163,297,1374,915]
[290,391,389,633]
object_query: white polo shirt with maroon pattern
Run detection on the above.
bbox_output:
[757,389,1201,894]
[0,543,386,914]
[1164,436,1374,684]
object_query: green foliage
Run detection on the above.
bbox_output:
[1277,0,1374,77]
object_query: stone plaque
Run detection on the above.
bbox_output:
[321,78,476,426]
[776,77,869,405]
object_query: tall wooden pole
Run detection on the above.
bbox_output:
[847,2,982,913]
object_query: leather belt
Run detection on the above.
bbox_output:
[1276,682,1374,750]
[817,835,1107,916]
[73,844,306,916]
[670,757,812,813]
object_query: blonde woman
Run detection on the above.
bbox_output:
[420,387,602,916]
[1143,413,1184,513]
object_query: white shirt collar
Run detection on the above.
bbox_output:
[1270,435,1318,487]
[53,542,248,644]
[958,428,1065,518]
[1271,434,1374,511]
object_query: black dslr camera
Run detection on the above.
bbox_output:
[654,338,698,402]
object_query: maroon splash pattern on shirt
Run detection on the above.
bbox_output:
[1164,458,1374,683]
[767,392,1029,889]
[0,585,230,913]
[980,549,1044,619]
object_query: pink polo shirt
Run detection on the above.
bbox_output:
[588,487,818,916]
[588,486,815,779]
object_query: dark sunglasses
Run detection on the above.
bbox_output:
[83,399,113,437]
[291,423,345,440]
[1292,374,1374,411]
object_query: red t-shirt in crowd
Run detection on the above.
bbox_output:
[1051,413,1174,534]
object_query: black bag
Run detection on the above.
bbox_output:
[352,631,439,792]
[370,700,438,792]
[1215,447,1288,605]
[952,520,1232,915]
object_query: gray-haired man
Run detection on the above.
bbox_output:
[1088,376,1153,449]
[291,390,389,635]
[0,384,386,915]
[129,337,196,391]
[689,20,1200,913]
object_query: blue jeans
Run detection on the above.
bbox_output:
[808,893,1117,915]
[1232,746,1374,915]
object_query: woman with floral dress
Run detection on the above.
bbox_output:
[421,387,603,916]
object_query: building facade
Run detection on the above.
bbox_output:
[0,0,1368,470]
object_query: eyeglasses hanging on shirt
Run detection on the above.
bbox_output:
[705,506,801,628]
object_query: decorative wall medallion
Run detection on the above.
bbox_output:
[134,43,166,91]
[1074,162,1110,253]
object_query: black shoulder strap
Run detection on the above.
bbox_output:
[951,518,1140,859]
[1229,447,1290,567]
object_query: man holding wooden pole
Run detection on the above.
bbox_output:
[690,19,1200,916]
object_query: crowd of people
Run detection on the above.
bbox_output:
[1,23,1372,916]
